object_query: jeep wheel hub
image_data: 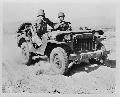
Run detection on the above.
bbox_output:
[53,54,62,69]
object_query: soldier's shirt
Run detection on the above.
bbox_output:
[56,21,71,31]
[35,17,54,35]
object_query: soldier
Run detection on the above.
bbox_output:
[34,9,54,38]
[32,9,55,56]
[32,9,54,47]
[54,12,72,31]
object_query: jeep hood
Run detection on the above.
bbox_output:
[48,31,71,39]
[48,30,94,37]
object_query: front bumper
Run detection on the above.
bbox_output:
[69,50,105,63]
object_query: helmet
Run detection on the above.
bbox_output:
[58,12,65,18]
[37,9,45,17]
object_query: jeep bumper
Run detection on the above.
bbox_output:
[69,50,106,63]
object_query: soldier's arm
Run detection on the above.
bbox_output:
[54,23,60,30]
[46,18,54,29]
[54,22,64,30]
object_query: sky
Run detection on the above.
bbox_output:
[3,1,116,32]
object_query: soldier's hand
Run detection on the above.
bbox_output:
[60,22,64,25]
[58,21,64,25]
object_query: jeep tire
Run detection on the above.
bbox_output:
[50,47,68,75]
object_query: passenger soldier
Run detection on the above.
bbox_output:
[54,12,72,31]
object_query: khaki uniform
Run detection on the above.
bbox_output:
[55,21,72,31]
[55,12,72,31]
[33,17,54,55]
[35,18,54,38]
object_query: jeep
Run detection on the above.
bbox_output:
[17,23,107,75]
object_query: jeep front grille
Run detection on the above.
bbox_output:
[73,34,96,51]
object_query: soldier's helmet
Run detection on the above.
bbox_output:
[58,12,65,18]
[37,9,45,17]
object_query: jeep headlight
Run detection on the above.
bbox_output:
[64,34,71,41]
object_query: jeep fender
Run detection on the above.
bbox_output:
[44,40,72,56]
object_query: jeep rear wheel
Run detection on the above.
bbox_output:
[50,47,68,75]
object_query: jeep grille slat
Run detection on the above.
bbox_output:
[73,34,96,51]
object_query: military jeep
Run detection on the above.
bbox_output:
[17,23,107,75]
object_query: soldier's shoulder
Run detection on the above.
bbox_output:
[45,18,53,23]
[45,18,50,21]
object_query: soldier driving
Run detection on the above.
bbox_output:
[54,12,72,31]
[31,9,55,56]
[34,9,54,38]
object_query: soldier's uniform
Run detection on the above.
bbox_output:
[54,12,72,31]
[32,9,55,55]
[34,9,54,38]
[55,21,71,31]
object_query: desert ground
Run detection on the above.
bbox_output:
[2,27,116,94]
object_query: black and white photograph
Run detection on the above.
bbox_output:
[2,0,116,96]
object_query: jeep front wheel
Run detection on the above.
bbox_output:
[50,47,68,75]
